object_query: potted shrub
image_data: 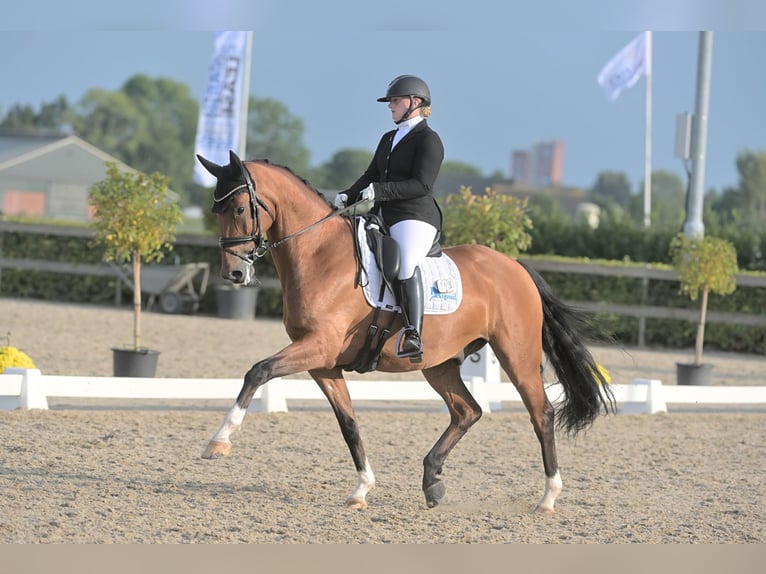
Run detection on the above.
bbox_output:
[669,233,738,385]
[89,162,183,377]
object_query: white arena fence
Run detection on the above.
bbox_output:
[2,346,765,415]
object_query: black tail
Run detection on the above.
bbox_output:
[517,260,616,435]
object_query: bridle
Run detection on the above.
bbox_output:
[214,163,368,267]
[214,164,273,266]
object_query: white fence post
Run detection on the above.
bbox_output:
[461,346,500,383]
[258,380,288,413]
[468,376,492,413]
[8,368,49,410]
[461,346,501,411]
[621,378,667,414]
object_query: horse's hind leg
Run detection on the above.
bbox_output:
[311,368,375,510]
[527,391,561,514]
[421,361,483,508]
[491,340,561,514]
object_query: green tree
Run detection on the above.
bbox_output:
[443,186,532,256]
[590,171,632,208]
[71,89,138,151]
[710,185,741,223]
[669,233,738,366]
[735,149,766,224]
[121,75,199,198]
[631,170,687,230]
[0,103,37,131]
[319,148,373,190]
[72,75,199,205]
[244,97,311,177]
[2,83,315,211]
[89,162,182,352]
[710,150,766,231]
[526,194,577,255]
[0,95,72,133]
[440,160,483,176]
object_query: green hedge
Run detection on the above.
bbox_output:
[0,225,281,316]
[537,269,766,354]
[1,222,764,354]
[528,219,766,271]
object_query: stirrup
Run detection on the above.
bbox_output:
[395,326,422,360]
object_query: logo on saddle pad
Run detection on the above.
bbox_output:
[355,219,463,314]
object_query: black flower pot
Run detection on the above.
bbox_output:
[215,284,259,320]
[676,362,713,386]
[112,347,160,377]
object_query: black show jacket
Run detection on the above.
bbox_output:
[343,119,444,230]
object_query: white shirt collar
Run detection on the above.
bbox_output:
[397,115,424,132]
[392,115,423,148]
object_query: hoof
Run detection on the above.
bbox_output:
[424,481,445,508]
[202,440,232,459]
[345,497,368,510]
[535,504,555,515]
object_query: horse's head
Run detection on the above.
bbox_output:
[197,150,273,285]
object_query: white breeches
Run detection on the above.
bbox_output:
[390,219,438,280]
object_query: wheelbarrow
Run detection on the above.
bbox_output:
[137,262,211,314]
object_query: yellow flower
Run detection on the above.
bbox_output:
[0,346,36,372]
[596,362,611,385]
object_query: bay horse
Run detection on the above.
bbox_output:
[197,150,615,514]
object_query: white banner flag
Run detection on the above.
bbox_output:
[194,31,250,187]
[597,32,649,102]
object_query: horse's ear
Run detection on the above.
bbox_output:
[228,150,248,178]
[197,154,223,178]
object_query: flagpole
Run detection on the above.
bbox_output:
[643,31,652,229]
[596,31,653,226]
[683,31,713,239]
[238,31,253,159]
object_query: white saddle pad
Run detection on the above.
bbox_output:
[356,219,463,315]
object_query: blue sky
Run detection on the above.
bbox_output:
[1,1,765,194]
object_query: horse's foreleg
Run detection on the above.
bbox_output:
[311,369,375,509]
[202,403,246,458]
[421,363,483,509]
[346,459,375,510]
[202,356,277,459]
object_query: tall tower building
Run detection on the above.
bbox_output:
[511,150,530,184]
[511,140,564,187]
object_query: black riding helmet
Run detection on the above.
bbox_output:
[377,75,431,123]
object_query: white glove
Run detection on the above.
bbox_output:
[360,184,375,202]
[334,193,348,209]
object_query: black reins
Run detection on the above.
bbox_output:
[215,165,369,266]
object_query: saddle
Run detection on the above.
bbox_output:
[343,214,443,374]
[360,214,442,299]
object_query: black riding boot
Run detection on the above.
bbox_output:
[396,266,424,359]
